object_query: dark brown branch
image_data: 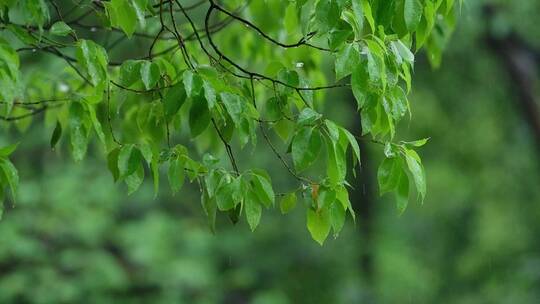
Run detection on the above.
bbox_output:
[211,2,331,52]
[484,6,540,151]
[204,2,348,92]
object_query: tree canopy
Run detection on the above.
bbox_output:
[0,0,458,244]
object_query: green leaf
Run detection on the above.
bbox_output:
[131,0,148,26]
[403,138,430,147]
[104,0,138,37]
[107,148,121,182]
[335,43,360,80]
[189,95,211,137]
[138,143,153,165]
[329,201,345,237]
[297,108,322,126]
[0,158,18,202]
[392,40,415,64]
[83,102,106,144]
[215,175,241,211]
[365,40,387,88]
[315,0,340,32]
[324,119,340,142]
[183,70,203,97]
[220,92,244,125]
[340,1,362,41]
[362,0,376,33]
[205,170,223,198]
[316,186,337,210]
[251,170,275,208]
[0,37,21,110]
[336,185,355,221]
[21,0,49,28]
[404,0,423,32]
[292,127,322,171]
[201,188,217,233]
[140,61,160,90]
[377,157,402,195]
[404,148,426,203]
[351,64,369,108]
[49,21,73,36]
[284,2,299,34]
[119,60,143,87]
[151,153,160,198]
[50,121,62,149]
[245,190,262,231]
[307,208,331,245]
[326,138,347,185]
[280,192,297,214]
[351,0,364,36]
[69,102,88,162]
[76,40,108,86]
[0,143,18,157]
[7,24,37,45]
[396,169,410,214]
[125,165,144,194]
[340,127,361,166]
[202,80,216,109]
[277,69,300,89]
[118,144,141,178]
[168,157,185,194]
[163,83,187,121]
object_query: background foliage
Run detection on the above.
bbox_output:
[1,0,540,303]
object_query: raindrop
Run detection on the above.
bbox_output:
[58,83,69,93]
[90,27,97,32]
[295,62,304,68]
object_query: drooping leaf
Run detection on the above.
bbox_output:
[377,157,402,195]
[215,175,241,211]
[50,121,62,149]
[404,0,423,32]
[119,60,143,87]
[307,208,331,245]
[50,21,73,36]
[163,83,187,121]
[245,190,262,231]
[0,143,18,157]
[280,192,297,214]
[183,70,203,97]
[118,144,141,178]
[404,148,426,203]
[250,170,275,208]
[329,201,346,237]
[107,148,121,182]
[297,108,322,127]
[168,157,185,194]
[326,138,347,185]
[125,165,144,194]
[220,92,244,125]
[69,102,88,162]
[76,40,108,86]
[396,169,410,214]
[104,0,138,37]
[335,43,360,80]
[292,127,322,171]
[140,60,160,90]
[189,95,211,137]
[20,0,50,28]
[0,158,18,202]
[201,188,217,233]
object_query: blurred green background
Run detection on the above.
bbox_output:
[1,1,540,303]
